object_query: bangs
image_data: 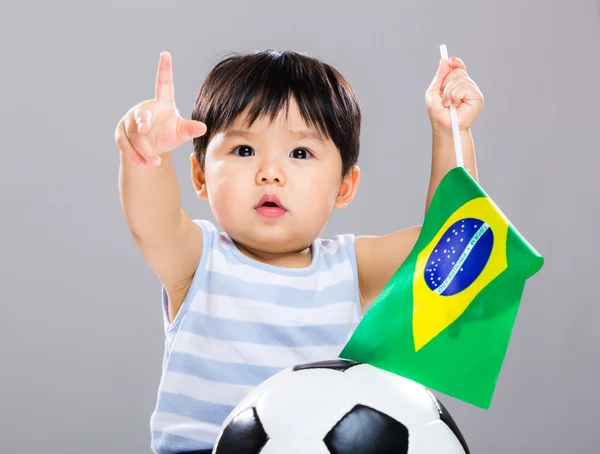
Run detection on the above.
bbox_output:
[231,57,338,140]
[192,50,361,175]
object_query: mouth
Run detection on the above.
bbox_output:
[255,194,285,210]
[255,194,287,218]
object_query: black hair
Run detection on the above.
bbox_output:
[191,49,361,177]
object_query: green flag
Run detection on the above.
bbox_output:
[339,166,544,409]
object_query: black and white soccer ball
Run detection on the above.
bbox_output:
[213,359,470,454]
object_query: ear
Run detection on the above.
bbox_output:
[335,165,360,209]
[190,153,208,200]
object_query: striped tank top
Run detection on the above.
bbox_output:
[149,219,363,453]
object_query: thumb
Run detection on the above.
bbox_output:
[426,58,451,94]
[177,118,208,143]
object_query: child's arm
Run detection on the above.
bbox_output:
[115,51,207,322]
[426,128,477,210]
[425,57,481,209]
[355,57,484,311]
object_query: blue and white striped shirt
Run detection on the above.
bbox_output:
[149,220,363,453]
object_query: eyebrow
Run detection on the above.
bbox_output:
[224,128,325,143]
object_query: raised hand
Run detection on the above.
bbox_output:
[426,57,484,134]
[115,51,207,168]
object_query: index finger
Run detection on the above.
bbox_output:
[155,51,174,103]
[447,56,467,72]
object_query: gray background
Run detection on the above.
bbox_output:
[1,0,598,452]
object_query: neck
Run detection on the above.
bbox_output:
[233,241,313,268]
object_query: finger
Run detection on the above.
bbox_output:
[133,104,153,134]
[446,81,481,108]
[440,69,469,94]
[426,58,452,94]
[116,120,148,168]
[442,77,476,107]
[447,56,467,71]
[453,83,483,108]
[155,51,175,103]
[442,78,462,106]
[124,112,161,167]
[176,117,207,143]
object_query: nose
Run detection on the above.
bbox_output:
[256,160,286,186]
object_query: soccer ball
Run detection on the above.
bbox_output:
[213,359,470,454]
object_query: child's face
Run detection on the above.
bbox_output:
[191,98,359,255]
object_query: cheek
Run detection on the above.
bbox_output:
[297,176,340,215]
[206,160,236,194]
[205,165,248,214]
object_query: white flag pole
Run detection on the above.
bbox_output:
[439,44,464,168]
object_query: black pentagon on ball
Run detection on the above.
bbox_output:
[324,403,409,454]
[292,359,363,372]
[214,407,268,454]
[427,391,470,454]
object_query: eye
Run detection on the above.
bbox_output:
[233,145,255,157]
[289,148,313,159]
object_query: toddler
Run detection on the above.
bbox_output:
[115,49,483,453]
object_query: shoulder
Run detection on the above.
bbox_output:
[315,232,356,253]
[313,232,357,268]
[191,218,219,237]
[190,218,228,254]
[162,218,220,325]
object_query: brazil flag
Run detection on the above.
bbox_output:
[339,166,544,409]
